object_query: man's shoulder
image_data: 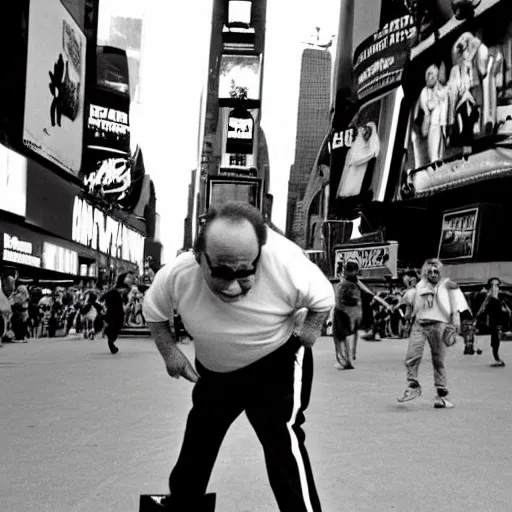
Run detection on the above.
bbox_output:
[158,252,197,280]
[264,228,307,257]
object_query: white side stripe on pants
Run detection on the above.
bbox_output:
[286,346,314,512]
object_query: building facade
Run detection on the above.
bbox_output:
[0,0,159,286]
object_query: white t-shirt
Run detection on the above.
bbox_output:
[143,228,334,372]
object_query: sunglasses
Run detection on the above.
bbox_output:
[203,250,260,281]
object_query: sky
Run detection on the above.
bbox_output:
[98,0,381,264]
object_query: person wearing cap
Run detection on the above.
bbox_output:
[143,201,334,512]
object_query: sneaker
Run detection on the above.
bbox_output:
[334,361,343,370]
[397,385,422,403]
[434,396,454,408]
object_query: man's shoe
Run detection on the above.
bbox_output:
[397,385,421,402]
[490,360,505,367]
[108,341,119,354]
[434,396,454,408]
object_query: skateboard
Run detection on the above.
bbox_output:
[139,493,216,511]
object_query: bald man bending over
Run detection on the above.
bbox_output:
[143,201,334,512]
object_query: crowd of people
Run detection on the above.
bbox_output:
[0,269,150,353]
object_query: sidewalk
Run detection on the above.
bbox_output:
[1,335,511,512]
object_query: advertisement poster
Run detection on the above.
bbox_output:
[23,0,86,176]
[353,15,415,102]
[398,13,512,199]
[329,88,403,212]
[334,242,398,278]
[438,208,478,260]
[0,145,27,217]
[218,55,261,101]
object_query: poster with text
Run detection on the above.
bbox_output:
[23,0,86,176]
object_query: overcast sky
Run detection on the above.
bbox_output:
[98,0,380,263]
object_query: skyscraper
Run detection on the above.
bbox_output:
[286,47,331,245]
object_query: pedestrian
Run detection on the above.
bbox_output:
[102,272,134,354]
[143,201,334,511]
[397,258,470,408]
[475,277,508,366]
[333,260,392,369]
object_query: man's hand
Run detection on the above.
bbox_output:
[164,345,200,383]
[147,321,199,383]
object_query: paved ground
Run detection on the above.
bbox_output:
[1,333,511,512]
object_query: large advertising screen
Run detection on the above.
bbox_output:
[0,144,27,217]
[353,15,415,102]
[23,0,86,176]
[329,88,403,213]
[397,9,512,200]
[218,55,261,101]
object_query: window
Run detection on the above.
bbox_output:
[229,154,247,166]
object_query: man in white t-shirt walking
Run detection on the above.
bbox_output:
[143,202,334,512]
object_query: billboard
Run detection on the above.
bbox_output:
[96,46,131,97]
[438,207,478,260]
[208,177,262,210]
[0,144,27,217]
[23,0,86,175]
[218,55,261,101]
[329,88,403,213]
[226,109,254,154]
[334,242,398,278]
[353,15,415,102]
[86,103,130,154]
[397,14,512,199]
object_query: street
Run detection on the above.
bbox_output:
[1,334,511,512]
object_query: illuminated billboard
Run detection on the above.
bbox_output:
[226,108,254,154]
[218,55,261,101]
[329,88,403,213]
[353,15,415,102]
[397,12,512,200]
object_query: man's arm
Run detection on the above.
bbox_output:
[295,310,331,347]
[147,321,199,382]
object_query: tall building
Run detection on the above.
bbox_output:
[183,0,269,247]
[286,47,331,245]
